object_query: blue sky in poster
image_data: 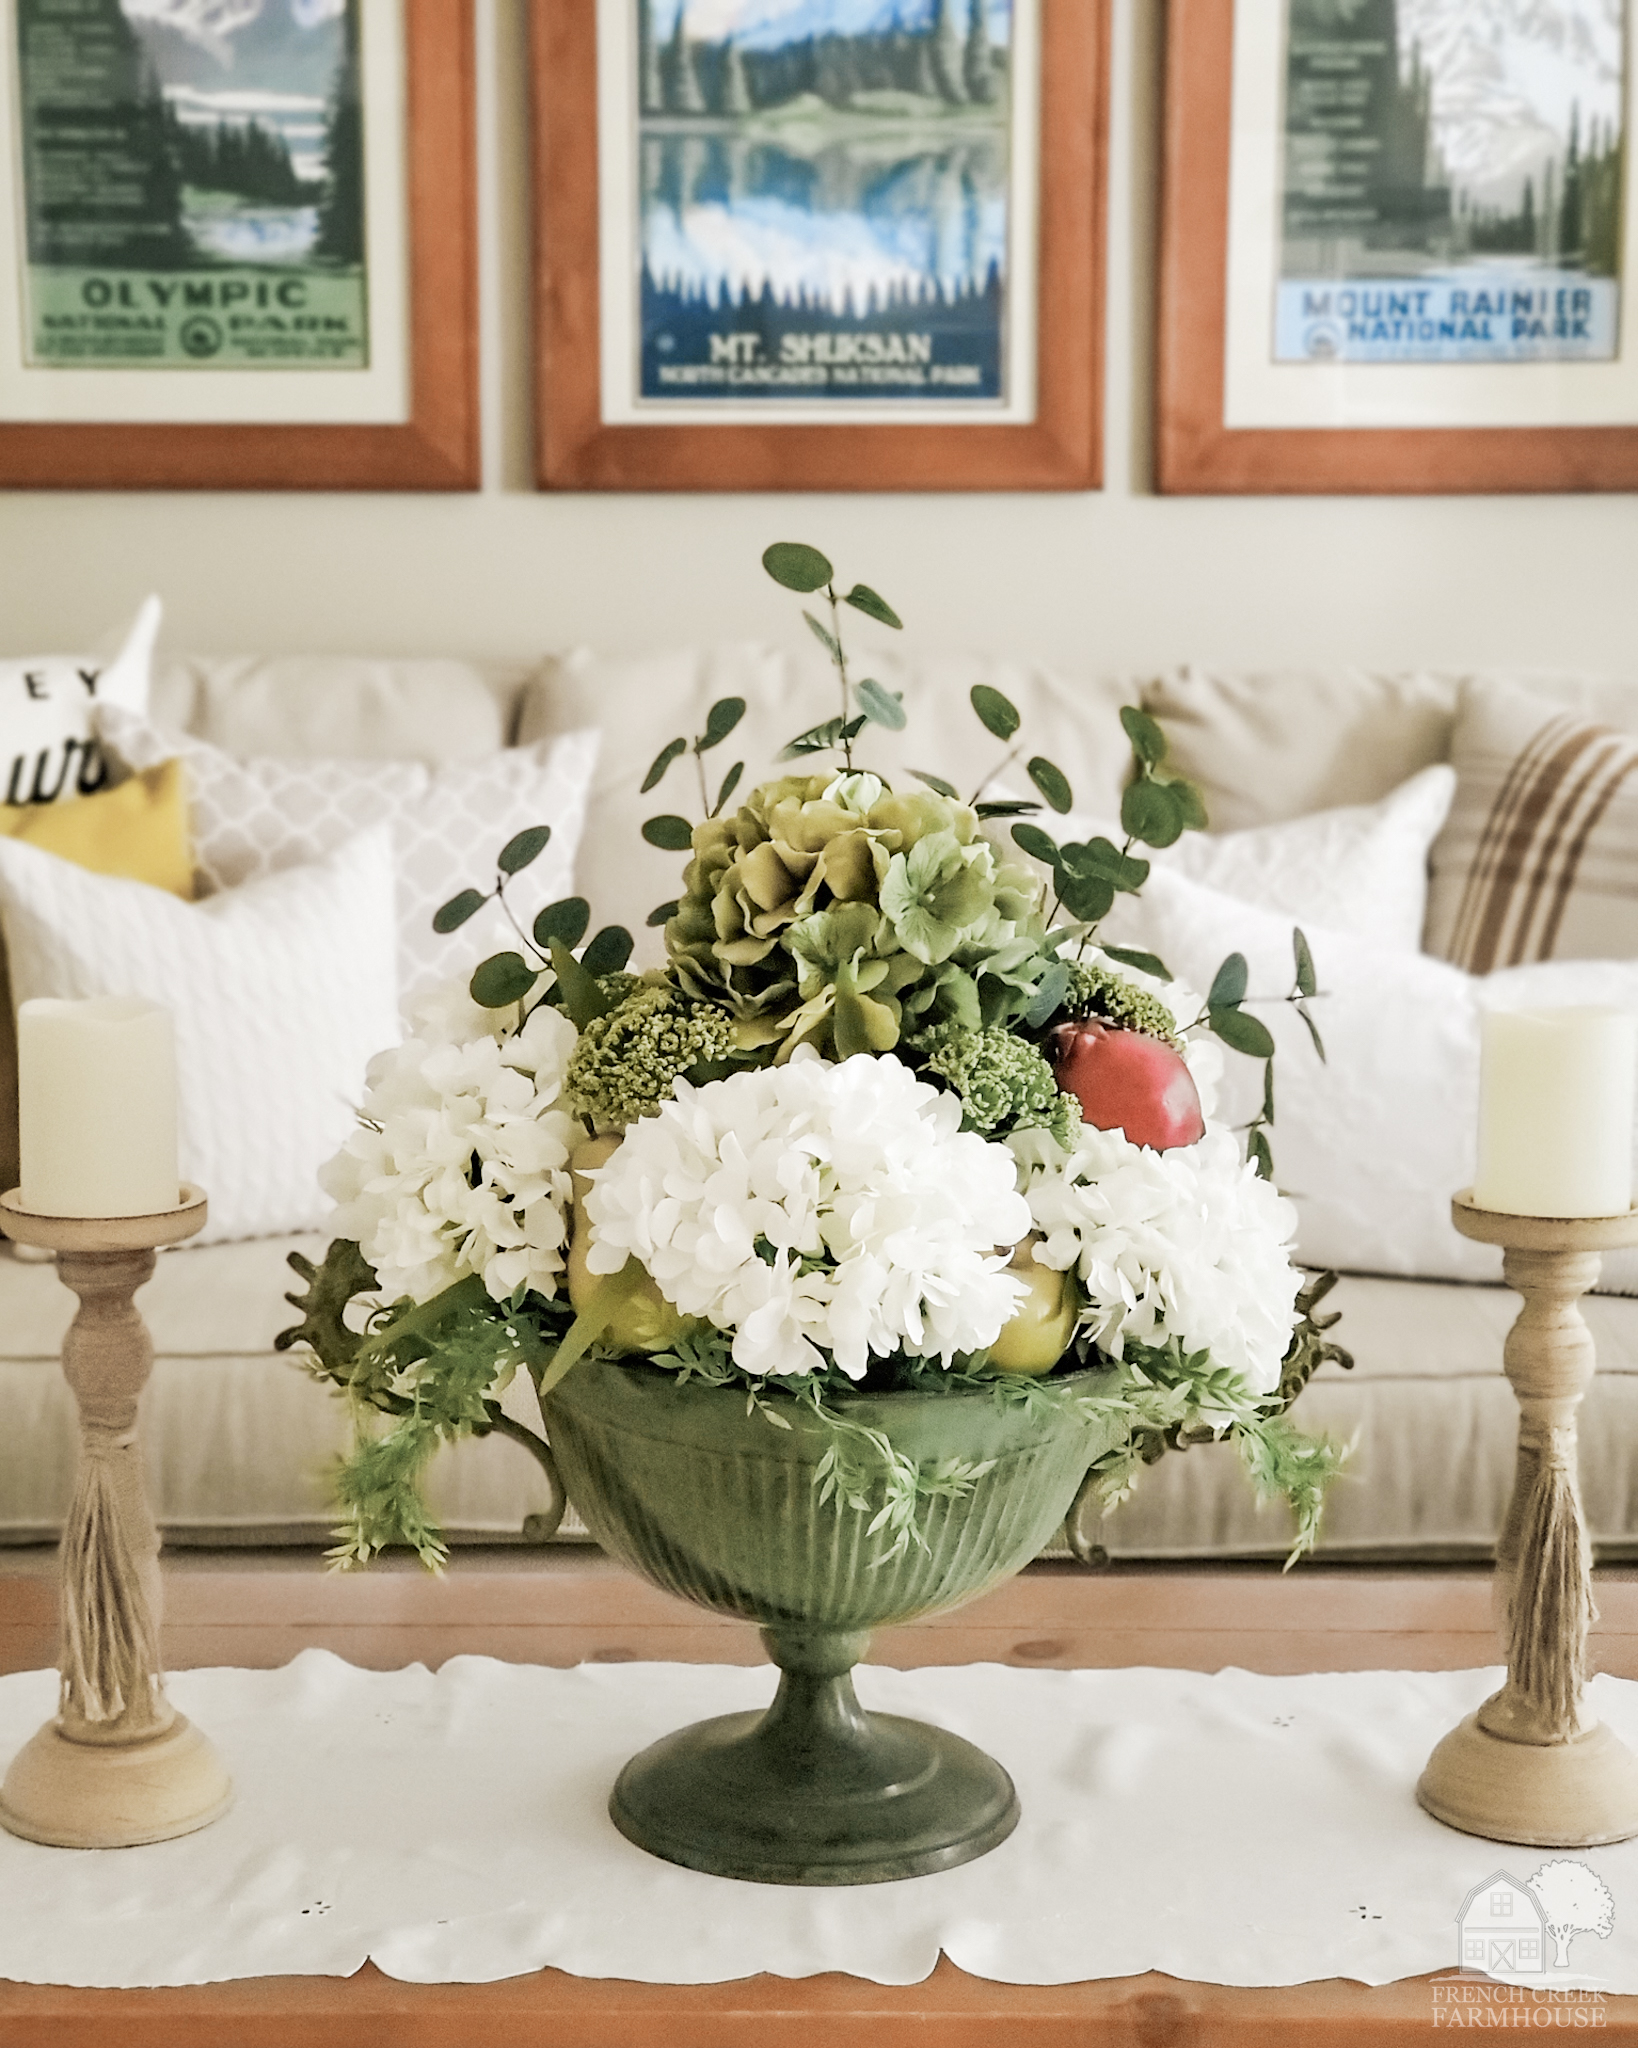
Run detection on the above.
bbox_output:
[649,0,1012,52]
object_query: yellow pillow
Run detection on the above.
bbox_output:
[0,757,192,898]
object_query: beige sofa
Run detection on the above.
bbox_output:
[3,646,1636,1564]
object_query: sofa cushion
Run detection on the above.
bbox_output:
[0,597,158,811]
[1142,667,1638,830]
[1425,680,1638,971]
[517,644,1137,954]
[149,655,536,765]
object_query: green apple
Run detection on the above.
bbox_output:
[566,1134,686,1353]
[985,1242,1076,1376]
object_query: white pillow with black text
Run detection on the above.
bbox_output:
[1099,863,1638,1293]
[1003,763,1456,952]
[0,826,399,1245]
[0,597,160,808]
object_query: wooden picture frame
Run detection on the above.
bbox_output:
[1157,0,1638,495]
[532,0,1107,492]
[0,0,478,492]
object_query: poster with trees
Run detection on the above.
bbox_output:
[14,0,367,370]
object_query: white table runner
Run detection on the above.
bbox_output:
[4,1650,1638,1992]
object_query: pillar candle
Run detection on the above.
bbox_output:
[17,997,180,1218]
[1474,1006,1637,1219]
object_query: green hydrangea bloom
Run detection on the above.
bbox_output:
[566,982,734,1129]
[913,1023,1079,1150]
[1060,961,1180,1046]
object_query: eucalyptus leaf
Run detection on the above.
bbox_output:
[762,541,834,592]
[841,714,869,739]
[1010,821,1061,866]
[1027,756,1074,815]
[712,760,745,816]
[1119,705,1168,767]
[1120,778,1184,848]
[1296,1001,1327,1063]
[470,951,537,1010]
[642,814,696,851]
[532,896,590,950]
[1293,927,1317,999]
[497,824,551,875]
[700,696,746,751]
[780,716,845,759]
[548,940,615,1030]
[1262,1059,1276,1127]
[582,925,635,977]
[641,737,686,794]
[974,799,1041,819]
[1248,1127,1275,1183]
[844,583,903,630]
[970,684,1020,742]
[1208,1005,1276,1059]
[1058,871,1116,923]
[1167,776,1209,832]
[1208,952,1249,1010]
[804,610,842,659]
[911,769,960,798]
[432,888,486,935]
[1099,942,1172,981]
[1023,961,1071,1029]
[856,677,907,730]
[646,899,679,928]
[1059,838,1148,892]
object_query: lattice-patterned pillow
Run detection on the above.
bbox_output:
[1424,681,1638,972]
[99,708,600,1006]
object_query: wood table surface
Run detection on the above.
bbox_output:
[5,1956,1633,2047]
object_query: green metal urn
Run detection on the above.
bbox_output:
[539,1356,1119,1886]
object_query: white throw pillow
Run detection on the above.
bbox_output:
[1101,865,1638,1293]
[0,597,159,808]
[1007,764,1456,951]
[97,709,601,1006]
[0,828,399,1245]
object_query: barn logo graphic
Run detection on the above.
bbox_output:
[1456,1864,1615,1981]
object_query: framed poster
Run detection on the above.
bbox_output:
[532,0,1106,491]
[0,0,477,490]
[1157,0,1638,493]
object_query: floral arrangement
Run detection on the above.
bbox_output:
[282,544,1349,1571]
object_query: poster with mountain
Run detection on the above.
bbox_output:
[12,0,368,369]
[1276,0,1625,364]
[631,0,1015,404]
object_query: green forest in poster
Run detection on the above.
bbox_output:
[14,0,368,369]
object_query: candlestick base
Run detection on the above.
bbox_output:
[1418,1711,1638,1849]
[0,1715,231,1849]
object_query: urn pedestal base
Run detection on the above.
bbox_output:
[610,1625,1018,1886]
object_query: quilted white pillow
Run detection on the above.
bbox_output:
[0,597,159,808]
[97,710,601,1006]
[1102,865,1638,1292]
[0,828,399,1245]
[1013,764,1456,951]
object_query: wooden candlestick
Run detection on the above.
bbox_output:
[0,1187,233,1849]
[1417,1192,1638,1848]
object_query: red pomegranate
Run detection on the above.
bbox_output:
[1049,1018,1205,1152]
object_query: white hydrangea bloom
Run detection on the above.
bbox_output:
[321,980,581,1307]
[584,1050,1031,1380]
[1011,1120,1300,1397]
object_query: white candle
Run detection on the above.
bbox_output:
[1475,1006,1637,1219]
[17,997,180,1218]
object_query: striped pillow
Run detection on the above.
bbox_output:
[1425,683,1638,972]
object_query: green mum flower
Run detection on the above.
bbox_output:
[914,1023,1079,1149]
[565,983,735,1129]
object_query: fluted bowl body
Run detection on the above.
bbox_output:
[540,1356,1121,1634]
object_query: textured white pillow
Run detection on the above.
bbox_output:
[0,828,399,1245]
[0,597,159,808]
[1012,764,1456,951]
[1102,865,1638,1292]
[97,709,601,1006]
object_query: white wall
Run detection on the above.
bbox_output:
[3,0,1637,679]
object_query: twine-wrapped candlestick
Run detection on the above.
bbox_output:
[1417,1193,1638,1848]
[0,1187,232,1849]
